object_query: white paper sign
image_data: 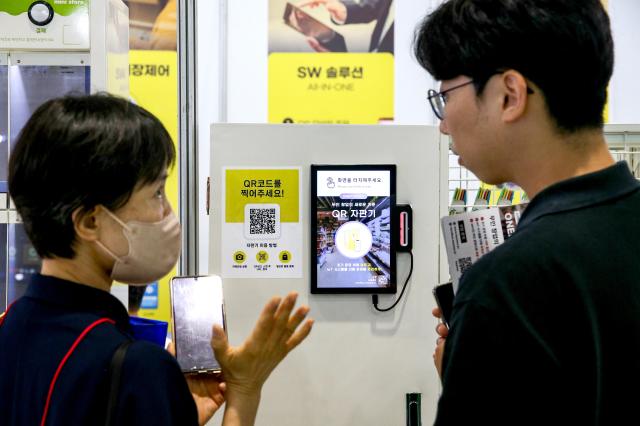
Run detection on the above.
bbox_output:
[221,167,302,278]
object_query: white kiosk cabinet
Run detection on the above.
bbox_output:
[210,123,447,426]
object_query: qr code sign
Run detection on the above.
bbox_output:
[457,257,473,274]
[244,204,281,239]
[250,208,276,234]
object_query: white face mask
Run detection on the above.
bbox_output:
[95,207,181,285]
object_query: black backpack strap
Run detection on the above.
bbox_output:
[104,340,133,426]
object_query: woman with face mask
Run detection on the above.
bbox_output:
[0,94,313,426]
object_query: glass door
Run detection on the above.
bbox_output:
[4,55,90,305]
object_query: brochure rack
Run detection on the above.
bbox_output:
[446,125,640,212]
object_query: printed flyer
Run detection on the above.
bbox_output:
[441,203,528,291]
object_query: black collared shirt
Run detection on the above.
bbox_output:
[0,274,198,426]
[436,162,640,426]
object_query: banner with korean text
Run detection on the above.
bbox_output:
[269,0,394,124]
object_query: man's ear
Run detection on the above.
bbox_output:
[72,206,100,243]
[501,70,529,123]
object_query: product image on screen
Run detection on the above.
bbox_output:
[311,165,396,294]
[283,2,347,52]
[170,275,225,374]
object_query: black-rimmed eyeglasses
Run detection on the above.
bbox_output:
[427,80,476,120]
[427,77,535,120]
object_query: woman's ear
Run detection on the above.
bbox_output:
[72,206,100,242]
[501,70,529,123]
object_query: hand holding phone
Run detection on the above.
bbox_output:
[432,282,454,328]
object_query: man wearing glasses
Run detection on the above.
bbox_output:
[415,1,640,425]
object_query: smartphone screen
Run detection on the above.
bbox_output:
[170,275,225,374]
[433,282,454,328]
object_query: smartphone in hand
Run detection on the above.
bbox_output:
[170,275,226,374]
[432,282,454,328]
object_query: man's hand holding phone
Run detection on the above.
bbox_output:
[306,36,330,52]
[298,0,347,23]
[432,307,449,379]
[432,282,454,379]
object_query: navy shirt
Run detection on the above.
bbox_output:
[435,162,640,425]
[0,274,198,426]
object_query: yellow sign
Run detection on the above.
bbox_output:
[225,169,300,223]
[268,53,394,124]
[129,49,178,322]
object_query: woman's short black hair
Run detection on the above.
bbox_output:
[8,94,176,259]
[414,0,614,133]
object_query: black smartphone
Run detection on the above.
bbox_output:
[432,282,455,328]
[170,275,226,374]
[283,2,347,52]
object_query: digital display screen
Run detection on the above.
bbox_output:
[311,165,396,294]
[170,276,225,373]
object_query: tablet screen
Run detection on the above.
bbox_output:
[311,165,396,294]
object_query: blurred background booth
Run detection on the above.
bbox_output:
[0,0,129,311]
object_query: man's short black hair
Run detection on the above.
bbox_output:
[414,0,614,133]
[8,94,175,259]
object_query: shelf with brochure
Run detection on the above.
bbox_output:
[447,126,640,214]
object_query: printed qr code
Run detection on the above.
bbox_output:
[249,208,277,235]
[457,257,473,273]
